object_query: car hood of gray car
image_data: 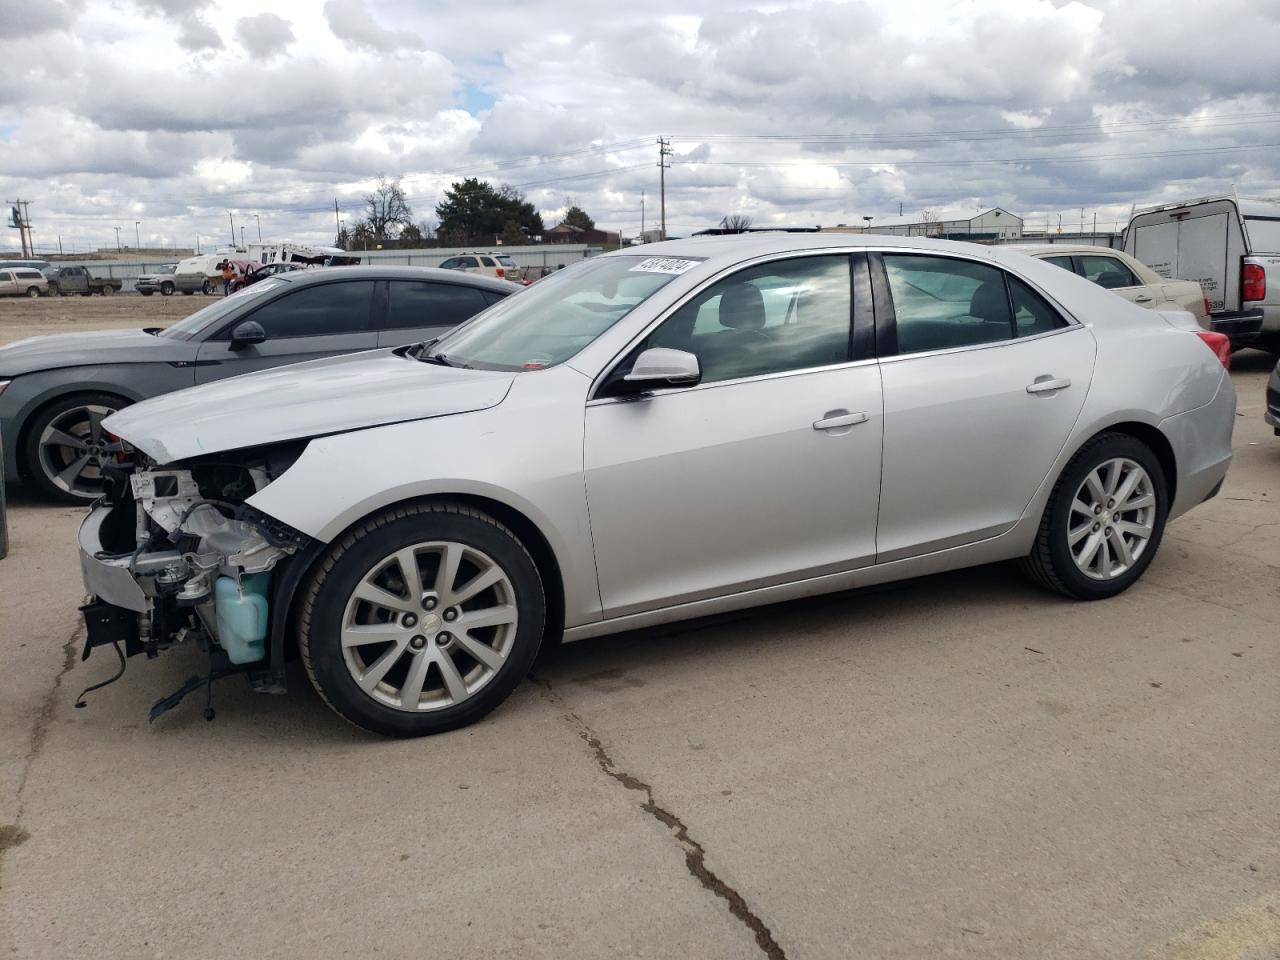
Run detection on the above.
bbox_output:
[104,349,517,464]
[0,328,192,376]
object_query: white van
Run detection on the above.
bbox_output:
[1123,195,1276,350]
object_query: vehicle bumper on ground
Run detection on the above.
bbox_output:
[1209,309,1264,346]
[1161,371,1237,520]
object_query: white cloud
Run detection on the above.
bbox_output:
[235,13,295,60]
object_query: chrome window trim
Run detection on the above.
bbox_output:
[588,247,864,401]
[585,355,880,407]
[876,318,1087,365]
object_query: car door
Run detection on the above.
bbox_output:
[584,253,883,618]
[377,279,500,347]
[193,279,379,382]
[873,252,1096,562]
[0,271,15,296]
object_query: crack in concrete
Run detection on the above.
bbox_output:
[1,624,81,890]
[533,676,786,960]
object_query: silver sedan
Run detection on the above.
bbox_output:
[80,234,1236,736]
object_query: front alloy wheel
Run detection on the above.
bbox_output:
[23,393,128,502]
[299,503,545,737]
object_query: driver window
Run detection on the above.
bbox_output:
[642,256,851,384]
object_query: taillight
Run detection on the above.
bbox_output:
[1196,331,1231,370]
[495,267,505,278]
[1243,262,1266,301]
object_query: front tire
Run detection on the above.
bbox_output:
[201,279,214,295]
[1020,433,1168,600]
[160,281,174,296]
[299,502,546,737]
[22,392,130,503]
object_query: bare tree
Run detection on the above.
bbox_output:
[361,174,412,241]
[919,209,941,237]
[720,213,753,233]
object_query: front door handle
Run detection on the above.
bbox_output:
[813,411,869,430]
[1134,294,1153,303]
[1026,377,1072,394]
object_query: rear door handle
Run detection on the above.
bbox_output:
[1026,377,1072,394]
[813,411,869,430]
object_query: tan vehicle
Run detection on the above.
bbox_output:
[0,267,49,298]
[1017,244,1210,325]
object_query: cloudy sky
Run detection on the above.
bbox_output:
[4,0,1280,254]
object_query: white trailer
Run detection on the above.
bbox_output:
[245,242,360,267]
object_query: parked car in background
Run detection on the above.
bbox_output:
[135,264,179,296]
[75,235,1235,736]
[0,259,52,273]
[1018,243,1222,331]
[0,268,50,298]
[1266,358,1280,436]
[43,266,123,297]
[229,261,305,293]
[0,266,516,502]
[439,252,522,282]
[1124,195,1278,351]
[171,254,233,295]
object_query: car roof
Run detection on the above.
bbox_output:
[271,265,517,293]
[1009,244,1130,257]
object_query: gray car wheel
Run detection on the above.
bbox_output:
[160,281,174,296]
[25,286,40,298]
[23,393,130,503]
[299,502,546,737]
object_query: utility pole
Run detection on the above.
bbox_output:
[113,226,122,252]
[240,225,245,247]
[1092,211,1097,235]
[228,210,235,247]
[334,198,341,242]
[657,138,672,241]
[57,235,63,255]
[135,221,141,251]
[641,189,645,239]
[7,200,30,257]
[255,213,262,242]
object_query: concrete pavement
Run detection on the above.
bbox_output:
[1,354,1276,959]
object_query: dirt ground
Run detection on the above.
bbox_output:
[0,291,215,341]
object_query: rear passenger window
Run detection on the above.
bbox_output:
[1043,256,1075,272]
[641,255,851,384]
[386,281,489,330]
[1079,255,1138,289]
[882,255,1013,354]
[1009,277,1068,337]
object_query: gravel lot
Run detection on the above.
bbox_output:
[1,296,1277,959]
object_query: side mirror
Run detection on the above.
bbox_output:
[622,348,701,390]
[228,319,267,350]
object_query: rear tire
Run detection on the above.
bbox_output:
[299,502,546,737]
[1020,433,1168,600]
[100,285,115,296]
[25,286,39,298]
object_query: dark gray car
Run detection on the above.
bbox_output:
[0,266,515,502]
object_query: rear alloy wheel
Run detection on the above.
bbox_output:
[23,393,129,503]
[299,503,546,737]
[1021,433,1168,600]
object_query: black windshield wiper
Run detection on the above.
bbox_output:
[420,352,472,369]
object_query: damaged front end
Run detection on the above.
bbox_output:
[77,442,316,720]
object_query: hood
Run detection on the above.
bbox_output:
[104,349,516,464]
[0,328,191,376]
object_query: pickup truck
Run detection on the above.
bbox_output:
[1123,195,1276,351]
[43,266,124,297]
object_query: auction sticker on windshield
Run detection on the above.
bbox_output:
[629,257,703,275]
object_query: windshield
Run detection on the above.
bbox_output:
[429,256,693,370]
[157,278,287,340]
[148,264,176,275]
